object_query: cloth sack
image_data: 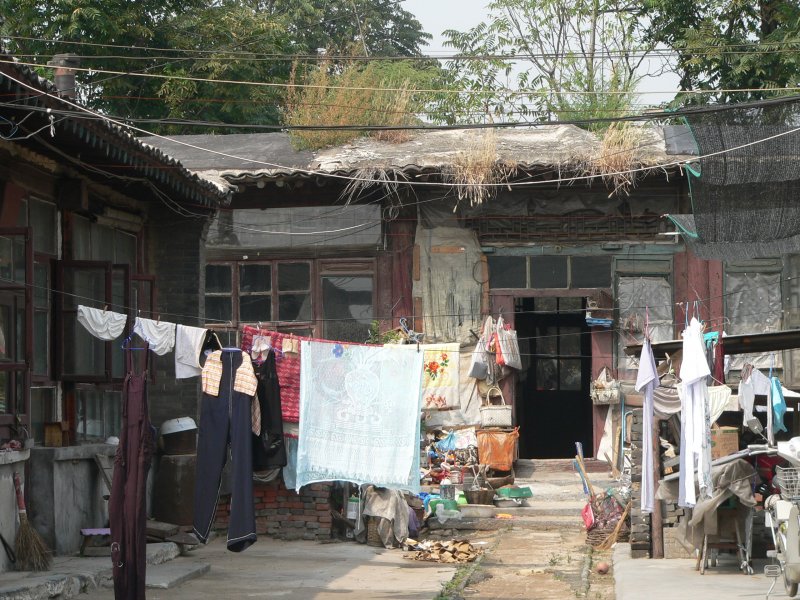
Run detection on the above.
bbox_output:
[476,427,519,471]
[468,316,494,379]
[590,367,620,405]
[494,316,521,370]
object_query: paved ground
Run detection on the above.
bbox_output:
[614,542,793,599]
[79,538,457,600]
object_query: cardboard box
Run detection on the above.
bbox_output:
[711,426,739,460]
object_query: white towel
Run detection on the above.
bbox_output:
[134,317,176,356]
[77,305,127,341]
[174,324,208,378]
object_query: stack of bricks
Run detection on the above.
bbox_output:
[214,479,332,541]
[629,408,652,558]
[629,408,693,559]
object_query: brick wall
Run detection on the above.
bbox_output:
[629,408,651,558]
[214,479,333,541]
[145,201,211,428]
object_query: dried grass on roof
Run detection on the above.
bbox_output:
[443,130,516,207]
[590,122,645,197]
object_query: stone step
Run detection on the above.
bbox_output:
[145,561,210,590]
[429,514,583,531]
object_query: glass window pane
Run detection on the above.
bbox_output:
[488,256,527,288]
[0,237,12,282]
[322,276,374,342]
[535,359,558,391]
[114,230,136,266]
[571,256,611,288]
[76,389,104,440]
[278,293,312,321]
[33,311,48,376]
[63,319,105,376]
[205,265,231,294]
[560,326,582,356]
[72,216,91,260]
[559,297,583,312]
[92,225,114,262]
[535,325,557,355]
[34,263,48,308]
[535,297,557,313]
[560,359,582,390]
[530,256,568,288]
[240,264,271,293]
[278,263,310,291]
[0,304,9,361]
[0,371,9,413]
[16,306,24,363]
[104,390,121,438]
[240,296,271,323]
[30,387,55,446]
[30,199,57,255]
[206,296,232,323]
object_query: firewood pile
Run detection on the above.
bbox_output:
[403,539,482,563]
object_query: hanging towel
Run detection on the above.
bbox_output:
[296,340,423,492]
[419,343,461,409]
[201,350,260,435]
[77,305,127,341]
[174,324,208,379]
[133,317,176,355]
[636,338,658,514]
[678,317,713,508]
[772,376,788,434]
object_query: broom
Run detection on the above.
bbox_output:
[13,472,50,571]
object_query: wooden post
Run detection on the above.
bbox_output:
[651,416,664,558]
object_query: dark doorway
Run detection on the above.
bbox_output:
[515,297,593,458]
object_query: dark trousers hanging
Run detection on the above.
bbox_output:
[110,348,154,600]
[193,350,256,552]
[252,350,287,471]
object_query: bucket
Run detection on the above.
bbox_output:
[346,497,359,520]
[440,484,456,500]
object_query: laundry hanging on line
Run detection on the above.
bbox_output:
[77,305,128,341]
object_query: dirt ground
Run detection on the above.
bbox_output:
[453,526,616,600]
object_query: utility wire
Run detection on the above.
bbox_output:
[7,57,800,97]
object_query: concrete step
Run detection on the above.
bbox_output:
[429,514,583,531]
[146,561,210,590]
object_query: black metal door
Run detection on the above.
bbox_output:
[516,297,592,458]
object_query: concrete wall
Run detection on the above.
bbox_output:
[0,451,30,573]
[145,201,212,428]
[28,444,115,556]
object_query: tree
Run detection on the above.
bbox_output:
[643,0,800,104]
[431,0,649,125]
[0,0,431,130]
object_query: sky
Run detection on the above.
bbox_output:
[400,0,681,106]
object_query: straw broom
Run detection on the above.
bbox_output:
[13,472,50,571]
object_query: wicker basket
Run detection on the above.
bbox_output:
[480,387,512,427]
[464,488,495,505]
[366,517,383,547]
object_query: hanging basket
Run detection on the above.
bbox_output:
[480,387,512,428]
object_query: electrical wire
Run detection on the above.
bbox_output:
[8,57,800,98]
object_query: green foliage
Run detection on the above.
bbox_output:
[429,0,646,125]
[643,0,800,104]
[0,0,431,132]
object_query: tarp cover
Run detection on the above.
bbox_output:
[681,98,800,259]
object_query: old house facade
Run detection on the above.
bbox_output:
[0,50,226,560]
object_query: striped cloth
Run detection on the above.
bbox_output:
[201,350,260,435]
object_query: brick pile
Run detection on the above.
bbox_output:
[214,479,332,541]
[629,408,651,558]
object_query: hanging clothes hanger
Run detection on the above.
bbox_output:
[121,334,147,351]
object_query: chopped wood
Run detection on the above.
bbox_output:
[403,539,482,563]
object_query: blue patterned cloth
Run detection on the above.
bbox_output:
[296,341,424,492]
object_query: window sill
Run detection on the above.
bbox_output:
[0,449,30,466]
